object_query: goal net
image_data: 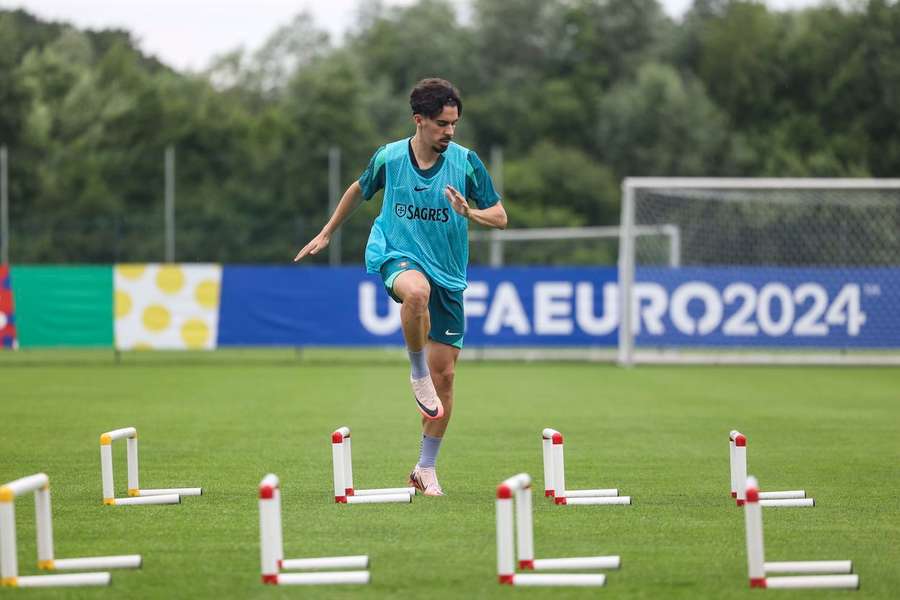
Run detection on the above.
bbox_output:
[618,178,900,365]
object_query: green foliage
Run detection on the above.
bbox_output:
[2,0,900,263]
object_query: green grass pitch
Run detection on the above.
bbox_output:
[2,350,899,599]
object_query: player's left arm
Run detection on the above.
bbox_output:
[445,186,506,229]
[444,150,507,229]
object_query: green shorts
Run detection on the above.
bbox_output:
[380,257,465,349]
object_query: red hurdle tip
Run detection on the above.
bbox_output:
[554,497,567,505]
[545,490,554,497]
[551,432,563,444]
[746,487,759,502]
[259,485,276,499]
[262,574,278,585]
[496,484,512,499]
[277,560,283,568]
[731,491,737,498]
[499,574,514,585]
[346,487,354,496]
[518,560,535,570]
[736,499,745,506]
[750,577,767,588]
[335,496,347,503]
[331,431,345,443]
[734,434,746,447]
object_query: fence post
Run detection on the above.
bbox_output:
[489,146,504,267]
[1,146,7,265]
[164,145,175,263]
[328,146,342,266]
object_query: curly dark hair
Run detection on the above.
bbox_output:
[409,78,462,119]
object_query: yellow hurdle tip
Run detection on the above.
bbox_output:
[0,486,12,502]
[100,433,112,445]
[0,577,17,587]
[128,488,140,497]
[103,498,116,506]
[38,560,55,570]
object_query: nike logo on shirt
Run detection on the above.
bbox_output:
[444,329,462,336]
[414,185,429,191]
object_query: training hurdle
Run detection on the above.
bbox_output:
[1,473,141,588]
[541,429,631,506]
[259,474,370,585]
[100,427,202,506]
[331,427,414,504]
[743,475,858,589]
[496,473,619,587]
[729,430,813,508]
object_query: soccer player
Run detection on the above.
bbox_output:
[294,78,507,496]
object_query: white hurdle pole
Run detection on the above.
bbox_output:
[730,430,807,505]
[14,573,112,587]
[496,473,611,587]
[765,561,853,574]
[100,427,202,505]
[550,432,567,504]
[543,428,625,504]
[541,430,554,497]
[332,429,349,502]
[496,476,517,585]
[259,473,370,586]
[743,475,859,590]
[1,474,116,588]
[259,474,281,584]
[760,498,814,508]
[331,426,413,504]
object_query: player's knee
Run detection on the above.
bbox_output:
[433,363,455,386]
[403,283,430,312]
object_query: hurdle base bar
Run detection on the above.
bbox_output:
[40,555,142,570]
[353,487,416,497]
[758,490,805,500]
[501,573,607,587]
[281,556,369,570]
[132,487,202,497]
[760,498,814,508]
[4,573,112,588]
[556,496,631,506]
[338,493,411,504]
[765,560,852,575]
[522,556,621,570]
[265,571,371,585]
[761,575,859,589]
[561,488,619,498]
[105,494,181,506]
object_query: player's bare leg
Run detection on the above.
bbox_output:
[392,270,444,420]
[410,341,459,496]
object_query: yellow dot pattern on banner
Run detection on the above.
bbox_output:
[142,305,171,332]
[118,264,146,280]
[156,266,185,294]
[181,319,210,348]
[195,280,219,310]
[115,291,132,319]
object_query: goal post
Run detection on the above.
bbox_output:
[618,178,900,366]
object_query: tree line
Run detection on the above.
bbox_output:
[1,0,898,264]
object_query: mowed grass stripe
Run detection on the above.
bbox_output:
[1,354,898,598]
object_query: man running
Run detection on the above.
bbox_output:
[294,78,507,496]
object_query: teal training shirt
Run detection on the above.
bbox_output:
[359,138,501,291]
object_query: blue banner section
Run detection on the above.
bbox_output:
[218,266,900,348]
[217,266,619,346]
[634,267,900,348]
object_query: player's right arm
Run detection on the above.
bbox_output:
[293,181,363,262]
[293,145,386,262]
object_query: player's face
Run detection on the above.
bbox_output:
[418,105,458,154]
